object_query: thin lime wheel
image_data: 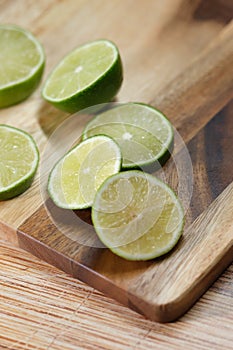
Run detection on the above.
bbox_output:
[0,125,39,200]
[92,171,184,261]
[83,103,173,169]
[42,39,123,113]
[48,135,121,209]
[0,25,45,108]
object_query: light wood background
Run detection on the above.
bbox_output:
[0,238,232,349]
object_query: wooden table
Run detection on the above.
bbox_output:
[0,237,232,349]
[0,0,233,347]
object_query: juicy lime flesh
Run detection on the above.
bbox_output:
[0,126,38,190]
[85,123,163,166]
[0,27,42,86]
[92,171,184,260]
[83,103,173,168]
[48,136,121,208]
[44,41,117,100]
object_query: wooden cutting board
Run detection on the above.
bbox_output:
[0,0,233,322]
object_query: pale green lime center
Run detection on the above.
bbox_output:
[49,136,121,208]
[0,27,42,86]
[86,123,163,166]
[93,172,183,258]
[84,104,173,167]
[44,41,117,100]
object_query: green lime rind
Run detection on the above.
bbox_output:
[0,124,39,200]
[82,102,174,170]
[138,135,174,173]
[92,170,184,261]
[47,135,122,210]
[0,174,37,200]
[0,25,45,109]
[42,39,123,113]
[0,63,45,109]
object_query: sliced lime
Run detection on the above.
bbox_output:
[42,39,123,113]
[92,171,184,261]
[0,25,45,108]
[83,103,173,169]
[48,135,121,209]
[0,125,39,200]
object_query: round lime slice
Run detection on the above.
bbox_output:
[48,135,122,209]
[0,25,45,108]
[82,103,173,169]
[42,39,123,113]
[92,170,184,261]
[0,124,39,200]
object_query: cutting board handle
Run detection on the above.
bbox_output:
[153,21,233,143]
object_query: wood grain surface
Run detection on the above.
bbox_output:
[0,238,232,350]
[0,0,233,323]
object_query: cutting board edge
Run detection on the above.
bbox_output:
[16,225,233,322]
[128,244,233,322]
[0,220,18,246]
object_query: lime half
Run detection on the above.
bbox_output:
[92,171,184,261]
[0,25,45,108]
[83,103,173,169]
[48,135,121,209]
[42,39,123,113]
[0,125,39,200]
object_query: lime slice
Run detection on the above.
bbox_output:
[0,125,39,200]
[0,25,45,108]
[92,171,184,261]
[42,39,123,113]
[83,103,173,169]
[48,135,121,209]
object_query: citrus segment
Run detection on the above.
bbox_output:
[0,125,39,200]
[43,40,123,113]
[92,171,184,260]
[83,103,173,169]
[0,25,45,108]
[48,135,121,209]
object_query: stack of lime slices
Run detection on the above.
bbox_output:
[47,102,184,261]
[0,25,45,108]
